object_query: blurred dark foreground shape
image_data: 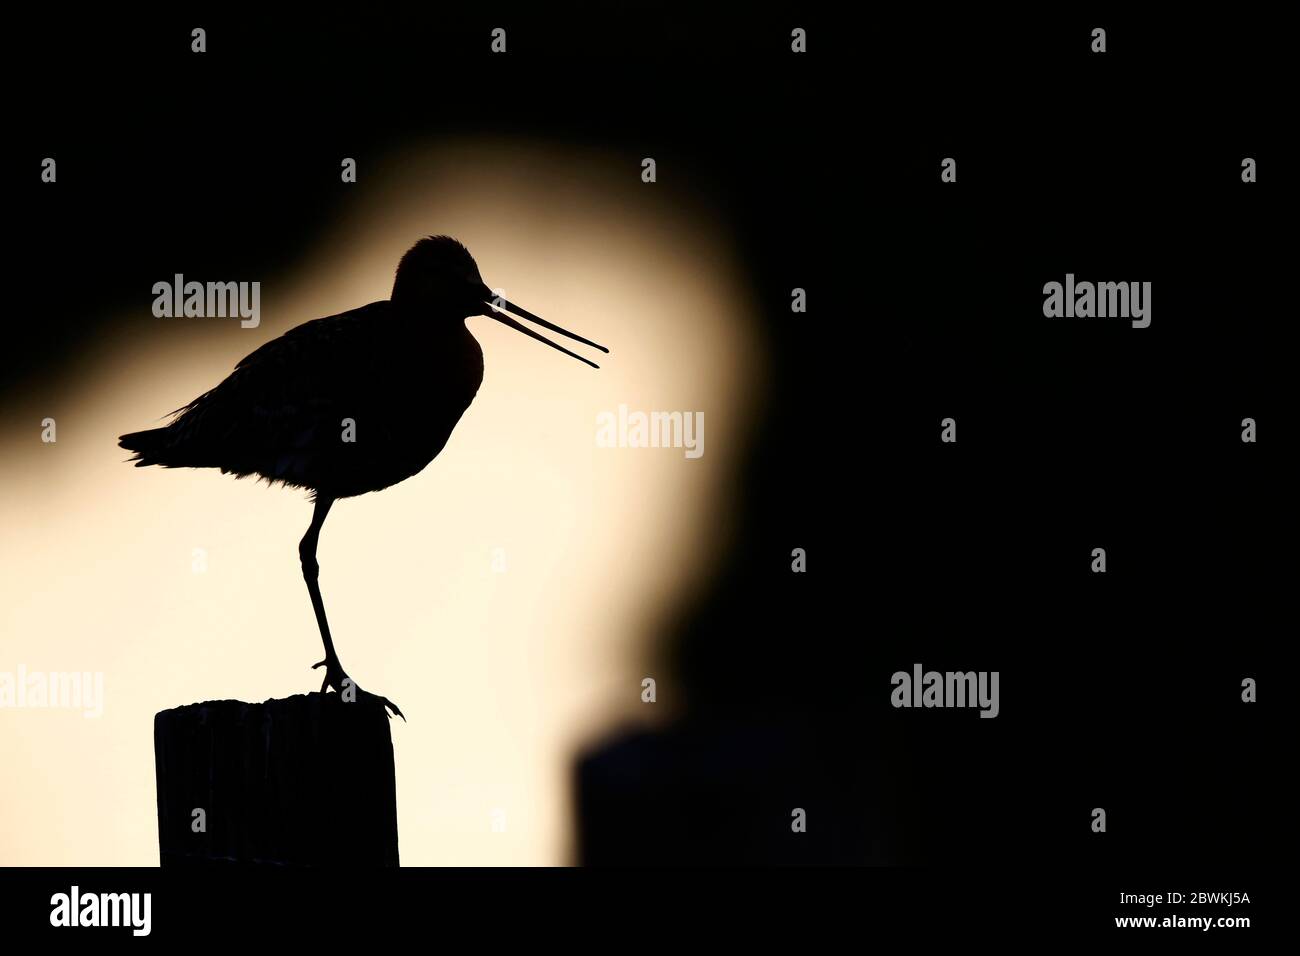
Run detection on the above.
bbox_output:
[154,693,399,866]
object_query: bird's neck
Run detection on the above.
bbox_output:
[389,295,470,327]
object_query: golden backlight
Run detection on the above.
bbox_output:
[0,140,763,865]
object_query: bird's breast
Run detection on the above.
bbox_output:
[379,326,484,465]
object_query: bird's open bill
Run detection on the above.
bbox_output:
[482,296,609,369]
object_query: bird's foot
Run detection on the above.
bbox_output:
[312,658,406,721]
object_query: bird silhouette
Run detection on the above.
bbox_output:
[119,236,608,719]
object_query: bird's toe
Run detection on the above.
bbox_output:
[377,696,406,722]
[310,658,353,696]
[309,658,402,719]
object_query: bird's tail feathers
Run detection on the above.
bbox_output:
[118,427,170,466]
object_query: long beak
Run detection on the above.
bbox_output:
[481,294,609,369]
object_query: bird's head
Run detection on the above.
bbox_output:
[392,235,608,368]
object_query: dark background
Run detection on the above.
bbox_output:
[4,6,1285,936]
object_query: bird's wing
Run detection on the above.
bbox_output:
[165,302,395,481]
[231,302,388,373]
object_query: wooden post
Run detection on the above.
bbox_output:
[154,693,399,867]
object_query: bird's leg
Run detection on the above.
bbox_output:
[300,495,341,673]
[299,495,404,720]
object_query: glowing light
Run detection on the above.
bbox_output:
[0,139,762,865]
